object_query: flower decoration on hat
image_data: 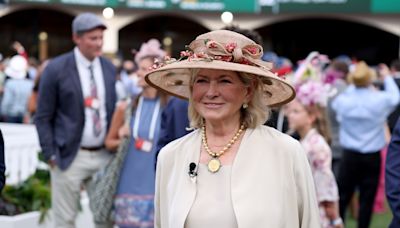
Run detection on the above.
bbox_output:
[134,39,166,64]
[145,30,296,107]
[291,51,337,107]
[189,38,272,71]
[150,36,275,76]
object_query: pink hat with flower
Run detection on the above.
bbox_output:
[291,51,337,107]
[145,30,295,107]
[134,39,166,64]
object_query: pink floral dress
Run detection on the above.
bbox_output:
[300,128,339,228]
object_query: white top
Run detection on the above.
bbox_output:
[185,164,238,228]
[74,47,107,147]
[155,126,321,228]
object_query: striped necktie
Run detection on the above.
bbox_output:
[88,64,101,137]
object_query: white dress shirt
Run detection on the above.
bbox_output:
[74,47,107,147]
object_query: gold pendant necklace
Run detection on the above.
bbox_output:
[207,157,221,173]
[202,123,245,173]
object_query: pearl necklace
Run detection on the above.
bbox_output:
[201,123,245,173]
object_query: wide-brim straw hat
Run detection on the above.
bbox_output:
[348,61,376,87]
[145,30,295,107]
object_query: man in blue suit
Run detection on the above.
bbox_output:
[156,97,191,152]
[35,12,116,228]
[387,118,400,228]
[0,129,4,192]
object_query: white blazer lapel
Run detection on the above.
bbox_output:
[172,131,202,228]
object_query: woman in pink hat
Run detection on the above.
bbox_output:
[146,30,321,228]
[105,39,168,228]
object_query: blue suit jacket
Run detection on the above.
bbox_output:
[156,97,191,155]
[387,117,400,228]
[0,129,5,191]
[153,97,297,169]
[35,51,116,170]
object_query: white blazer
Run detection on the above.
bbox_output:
[155,125,321,228]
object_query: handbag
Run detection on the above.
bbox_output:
[88,100,132,223]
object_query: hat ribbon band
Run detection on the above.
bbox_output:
[189,39,273,71]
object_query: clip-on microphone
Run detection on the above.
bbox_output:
[188,162,197,180]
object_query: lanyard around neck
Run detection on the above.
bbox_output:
[133,96,161,141]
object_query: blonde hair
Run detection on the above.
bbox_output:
[187,69,270,129]
[305,104,332,145]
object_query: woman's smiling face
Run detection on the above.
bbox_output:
[192,69,250,124]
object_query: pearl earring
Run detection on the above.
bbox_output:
[242,103,248,109]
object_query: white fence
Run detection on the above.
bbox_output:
[0,123,95,228]
[1,123,41,185]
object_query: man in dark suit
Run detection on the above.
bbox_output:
[387,59,400,133]
[386,117,400,228]
[155,97,191,170]
[0,129,5,191]
[156,97,190,153]
[35,12,116,228]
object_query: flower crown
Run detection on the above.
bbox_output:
[292,51,337,107]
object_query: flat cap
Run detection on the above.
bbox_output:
[72,12,107,34]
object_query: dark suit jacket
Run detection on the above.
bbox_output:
[386,117,400,228]
[156,97,191,153]
[35,51,116,170]
[388,77,400,133]
[0,129,5,191]
[155,97,191,169]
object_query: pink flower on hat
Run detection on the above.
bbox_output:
[193,52,208,59]
[145,30,294,107]
[296,81,327,106]
[324,67,345,84]
[150,58,167,70]
[134,39,166,64]
[246,46,259,55]
[291,51,337,107]
[225,42,237,53]
[180,50,192,58]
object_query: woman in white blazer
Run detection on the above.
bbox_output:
[145,30,321,228]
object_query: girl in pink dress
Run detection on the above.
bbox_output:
[287,99,342,228]
[286,52,343,228]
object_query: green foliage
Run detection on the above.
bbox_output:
[0,169,51,223]
[345,204,393,228]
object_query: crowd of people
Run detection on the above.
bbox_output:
[1,11,400,228]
